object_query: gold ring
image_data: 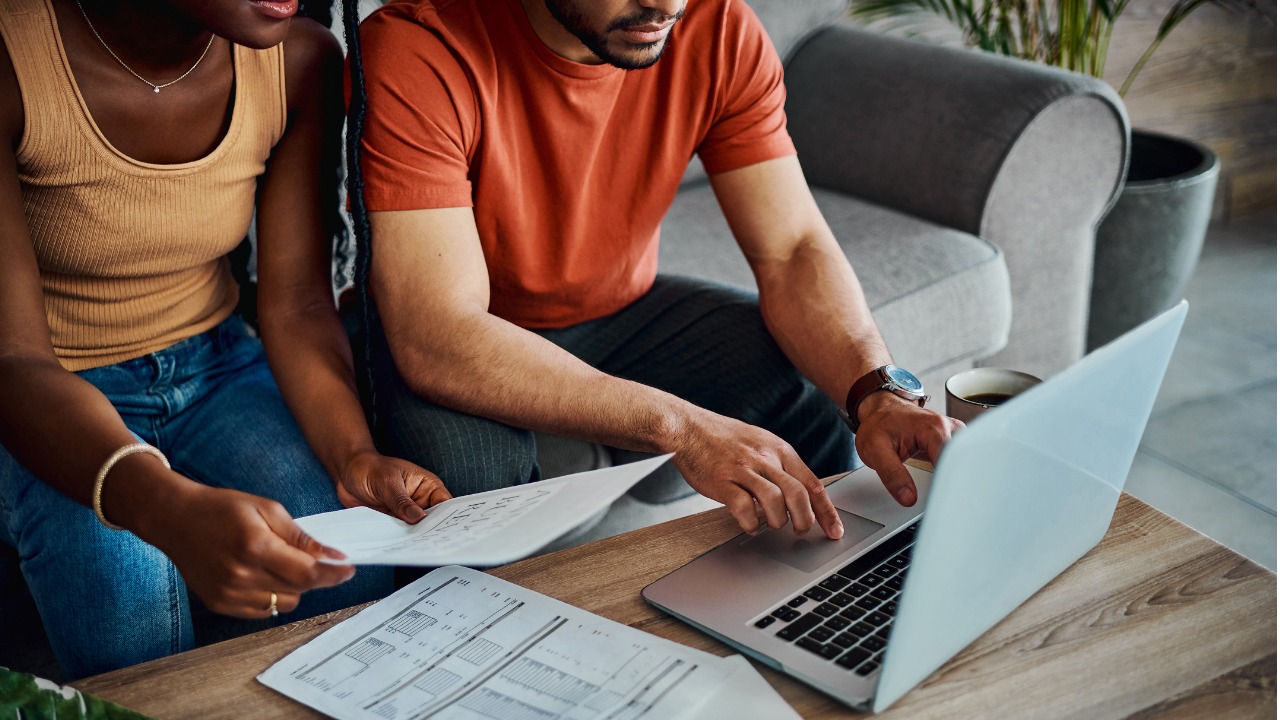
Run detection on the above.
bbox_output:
[269,592,279,618]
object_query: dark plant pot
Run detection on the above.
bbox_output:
[1087,130,1219,351]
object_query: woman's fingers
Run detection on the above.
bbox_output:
[256,502,356,589]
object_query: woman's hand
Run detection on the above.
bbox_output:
[334,450,453,523]
[143,484,356,619]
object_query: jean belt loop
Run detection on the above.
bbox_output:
[144,351,167,386]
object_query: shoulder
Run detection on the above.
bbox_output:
[279,17,342,114]
[665,0,774,72]
[361,0,483,64]
[681,0,769,45]
[359,0,483,97]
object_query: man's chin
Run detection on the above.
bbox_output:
[597,40,667,70]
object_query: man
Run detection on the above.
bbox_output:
[351,0,961,541]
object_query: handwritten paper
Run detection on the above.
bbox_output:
[259,566,787,720]
[297,455,672,566]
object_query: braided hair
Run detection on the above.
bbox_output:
[232,2,349,331]
[295,2,352,290]
[339,0,378,429]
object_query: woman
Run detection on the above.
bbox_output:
[0,0,450,679]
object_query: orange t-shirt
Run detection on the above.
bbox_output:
[357,0,795,328]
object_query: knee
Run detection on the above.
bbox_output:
[230,438,342,519]
[382,403,538,497]
[372,365,537,496]
[17,515,193,678]
[738,374,852,477]
[789,381,855,476]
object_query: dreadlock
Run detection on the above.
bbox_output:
[232,2,348,332]
[299,1,353,291]
[340,0,378,430]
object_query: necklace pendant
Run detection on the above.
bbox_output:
[76,0,214,95]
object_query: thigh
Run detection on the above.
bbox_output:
[160,333,395,617]
[541,275,856,476]
[541,276,786,404]
[0,444,192,680]
[161,332,338,517]
[368,324,539,497]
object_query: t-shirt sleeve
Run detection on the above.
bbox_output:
[695,0,796,175]
[352,7,476,210]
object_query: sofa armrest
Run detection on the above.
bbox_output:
[785,25,1128,378]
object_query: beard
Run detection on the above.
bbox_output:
[543,0,684,70]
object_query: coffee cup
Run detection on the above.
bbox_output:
[945,368,1042,424]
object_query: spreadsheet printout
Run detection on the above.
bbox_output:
[258,566,766,720]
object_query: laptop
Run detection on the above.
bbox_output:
[642,301,1188,712]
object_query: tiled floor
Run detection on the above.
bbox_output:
[1124,214,1277,569]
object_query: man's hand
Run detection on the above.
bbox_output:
[670,408,844,540]
[854,392,963,506]
[144,484,357,619]
[334,450,453,523]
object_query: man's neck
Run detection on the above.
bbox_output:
[517,0,604,65]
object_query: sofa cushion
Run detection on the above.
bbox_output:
[658,184,1011,379]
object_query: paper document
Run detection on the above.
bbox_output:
[297,455,672,567]
[259,565,793,720]
[698,655,801,720]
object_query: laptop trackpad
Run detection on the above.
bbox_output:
[741,509,884,573]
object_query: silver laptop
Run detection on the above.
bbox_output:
[643,301,1188,712]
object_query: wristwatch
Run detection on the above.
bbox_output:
[839,364,929,433]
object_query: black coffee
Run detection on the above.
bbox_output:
[964,392,1015,406]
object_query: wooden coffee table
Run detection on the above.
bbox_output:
[75,493,1276,718]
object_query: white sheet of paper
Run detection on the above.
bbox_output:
[687,655,802,719]
[258,565,746,720]
[297,454,673,566]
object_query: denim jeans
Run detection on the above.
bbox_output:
[372,275,856,495]
[0,317,393,680]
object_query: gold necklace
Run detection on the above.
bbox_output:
[73,0,215,94]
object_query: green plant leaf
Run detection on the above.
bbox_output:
[846,0,1270,88]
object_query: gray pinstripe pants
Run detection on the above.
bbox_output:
[370,275,855,497]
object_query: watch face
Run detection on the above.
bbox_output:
[885,365,923,392]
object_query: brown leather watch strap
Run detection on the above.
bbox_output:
[844,367,889,433]
[844,366,885,417]
[843,366,927,433]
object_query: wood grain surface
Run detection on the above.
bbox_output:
[1101,0,1276,222]
[73,494,1276,719]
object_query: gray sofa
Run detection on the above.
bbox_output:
[538,1,1129,542]
[0,0,1128,680]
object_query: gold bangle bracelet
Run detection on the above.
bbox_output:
[93,443,170,530]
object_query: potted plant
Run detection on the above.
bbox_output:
[845,0,1260,349]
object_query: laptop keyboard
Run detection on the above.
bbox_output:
[753,522,918,677]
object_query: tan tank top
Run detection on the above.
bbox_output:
[0,0,287,370]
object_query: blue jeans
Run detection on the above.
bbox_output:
[371,275,856,495]
[0,318,392,680]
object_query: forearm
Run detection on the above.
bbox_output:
[367,199,845,536]
[755,236,892,404]
[258,305,379,481]
[389,309,692,454]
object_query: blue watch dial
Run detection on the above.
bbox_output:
[885,365,923,392]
